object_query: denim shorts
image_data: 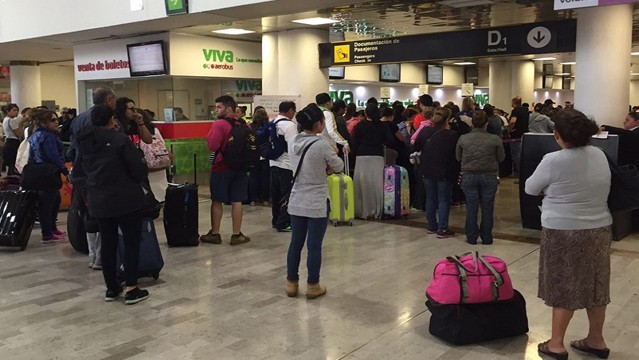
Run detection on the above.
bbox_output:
[210,171,249,203]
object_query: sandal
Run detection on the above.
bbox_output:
[538,340,569,360]
[570,339,610,359]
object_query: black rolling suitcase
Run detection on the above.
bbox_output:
[117,218,164,280]
[426,289,529,345]
[0,190,37,251]
[163,154,199,247]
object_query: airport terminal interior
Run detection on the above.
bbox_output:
[0,0,639,359]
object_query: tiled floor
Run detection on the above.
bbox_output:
[0,178,638,360]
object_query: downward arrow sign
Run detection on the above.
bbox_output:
[532,31,546,43]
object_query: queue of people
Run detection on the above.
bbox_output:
[0,89,630,360]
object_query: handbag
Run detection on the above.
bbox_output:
[15,128,30,174]
[21,162,62,191]
[279,139,320,216]
[426,251,514,305]
[139,135,170,170]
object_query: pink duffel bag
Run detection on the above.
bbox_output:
[426,251,514,305]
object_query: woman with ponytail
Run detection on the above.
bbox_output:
[285,104,343,300]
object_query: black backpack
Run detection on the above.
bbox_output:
[222,118,259,172]
[256,119,288,160]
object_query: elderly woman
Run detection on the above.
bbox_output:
[525,109,612,360]
[456,110,505,245]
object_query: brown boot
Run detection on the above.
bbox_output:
[285,280,298,297]
[306,283,326,299]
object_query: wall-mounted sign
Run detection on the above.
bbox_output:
[554,0,637,10]
[74,34,169,81]
[170,33,262,79]
[319,20,576,68]
[165,0,188,16]
[380,87,391,99]
[418,85,430,96]
[461,83,474,97]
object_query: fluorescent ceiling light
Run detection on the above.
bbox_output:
[453,62,476,66]
[292,17,338,26]
[631,72,639,76]
[560,62,576,65]
[632,52,639,56]
[554,73,571,76]
[532,57,556,61]
[212,28,255,35]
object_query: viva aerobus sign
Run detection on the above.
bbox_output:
[202,48,262,70]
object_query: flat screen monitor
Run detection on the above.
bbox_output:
[126,41,167,77]
[329,67,345,79]
[379,63,401,82]
[426,65,443,85]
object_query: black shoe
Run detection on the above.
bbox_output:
[466,239,478,245]
[105,287,123,302]
[124,287,149,305]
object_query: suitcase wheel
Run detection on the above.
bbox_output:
[348,221,353,226]
[332,221,338,227]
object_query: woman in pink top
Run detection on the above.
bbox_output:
[346,110,365,136]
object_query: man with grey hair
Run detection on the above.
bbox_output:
[67,86,117,270]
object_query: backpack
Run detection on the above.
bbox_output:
[257,119,288,160]
[222,118,259,172]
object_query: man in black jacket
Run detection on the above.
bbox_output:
[602,112,639,168]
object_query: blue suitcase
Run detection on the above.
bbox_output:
[117,218,164,280]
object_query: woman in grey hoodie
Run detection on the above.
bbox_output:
[286,104,344,299]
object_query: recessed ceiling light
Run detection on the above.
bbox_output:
[212,28,255,35]
[554,73,571,76]
[560,62,576,65]
[532,57,556,61]
[453,62,476,66]
[292,17,338,26]
[632,52,639,56]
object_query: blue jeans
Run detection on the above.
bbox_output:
[38,189,61,236]
[423,179,452,231]
[461,173,498,243]
[287,215,328,284]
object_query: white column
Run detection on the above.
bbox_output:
[262,33,279,96]
[511,60,535,106]
[575,4,632,127]
[488,61,512,111]
[9,61,42,107]
[261,29,329,106]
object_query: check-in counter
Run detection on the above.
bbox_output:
[519,133,632,240]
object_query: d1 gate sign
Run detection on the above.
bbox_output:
[319,20,576,68]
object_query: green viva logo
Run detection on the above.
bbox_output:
[236,80,262,91]
[203,49,234,63]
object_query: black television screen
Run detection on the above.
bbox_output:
[380,63,401,82]
[127,41,167,77]
[426,65,443,85]
[329,67,345,79]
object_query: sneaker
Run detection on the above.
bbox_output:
[426,228,437,234]
[277,226,292,233]
[436,229,456,239]
[124,287,149,305]
[92,263,103,270]
[200,230,222,244]
[105,287,123,302]
[41,234,67,244]
[53,229,67,236]
[230,232,251,245]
